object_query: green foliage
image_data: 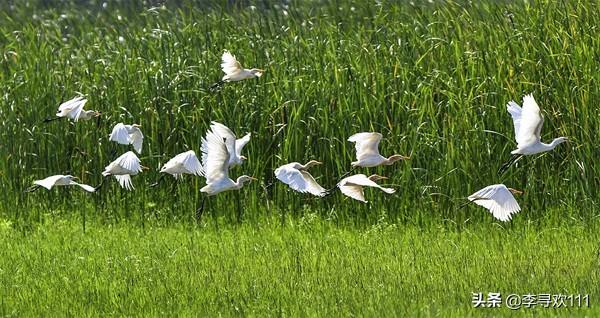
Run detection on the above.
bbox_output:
[0,218,598,316]
[0,1,598,225]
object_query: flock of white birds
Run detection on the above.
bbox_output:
[28,51,568,222]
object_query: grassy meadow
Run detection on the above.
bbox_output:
[0,0,599,316]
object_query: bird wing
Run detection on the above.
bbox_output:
[69,98,87,121]
[57,97,87,121]
[110,123,130,145]
[116,151,142,173]
[33,175,64,190]
[179,150,204,176]
[70,181,96,192]
[235,133,251,158]
[348,132,383,160]
[210,122,236,158]
[114,175,134,190]
[275,164,326,196]
[339,184,367,202]
[129,127,144,154]
[468,184,521,222]
[342,174,396,194]
[515,94,543,146]
[506,100,522,140]
[202,130,230,183]
[221,51,243,75]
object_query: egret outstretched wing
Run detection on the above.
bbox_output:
[348,132,383,160]
[235,133,251,158]
[275,164,326,197]
[71,181,96,192]
[210,122,236,157]
[468,184,521,222]
[129,128,143,154]
[221,51,243,76]
[116,151,142,173]
[110,123,130,145]
[33,175,64,190]
[201,130,230,183]
[515,94,543,147]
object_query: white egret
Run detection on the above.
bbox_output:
[348,132,410,168]
[499,94,568,174]
[210,50,264,88]
[200,130,256,196]
[337,174,395,203]
[26,175,95,192]
[44,96,100,122]
[109,123,144,154]
[160,150,204,179]
[467,184,522,222]
[274,161,327,197]
[100,151,147,191]
[209,121,251,168]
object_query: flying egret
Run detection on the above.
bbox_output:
[100,151,147,191]
[200,130,256,196]
[349,132,410,167]
[159,150,204,179]
[210,50,264,88]
[109,123,144,154]
[274,161,327,197]
[499,94,568,174]
[209,121,251,168]
[44,96,100,122]
[26,175,95,192]
[337,174,395,203]
[466,184,522,222]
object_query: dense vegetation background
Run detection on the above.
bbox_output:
[1,0,598,227]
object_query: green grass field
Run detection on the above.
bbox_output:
[0,0,599,316]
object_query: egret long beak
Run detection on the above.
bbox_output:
[249,177,258,181]
[94,112,101,117]
[141,166,150,171]
[508,188,524,195]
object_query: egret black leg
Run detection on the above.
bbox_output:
[209,80,225,91]
[42,117,61,123]
[24,185,41,193]
[498,154,522,175]
[195,196,206,223]
[149,174,166,188]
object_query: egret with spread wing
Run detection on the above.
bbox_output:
[499,94,567,174]
[274,161,327,197]
[200,130,256,196]
[210,50,264,88]
[44,96,100,123]
[100,151,147,191]
[26,175,96,193]
[109,123,144,154]
[348,132,410,168]
[160,150,204,179]
[337,174,395,203]
[466,184,522,222]
[209,121,251,168]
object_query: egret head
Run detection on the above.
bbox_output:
[551,136,568,148]
[388,154,410,163]
[238,175,257,184]
[508,188,523,195]
[304,160,323,169]
[250,68,264,77]
[368,174,388,182]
